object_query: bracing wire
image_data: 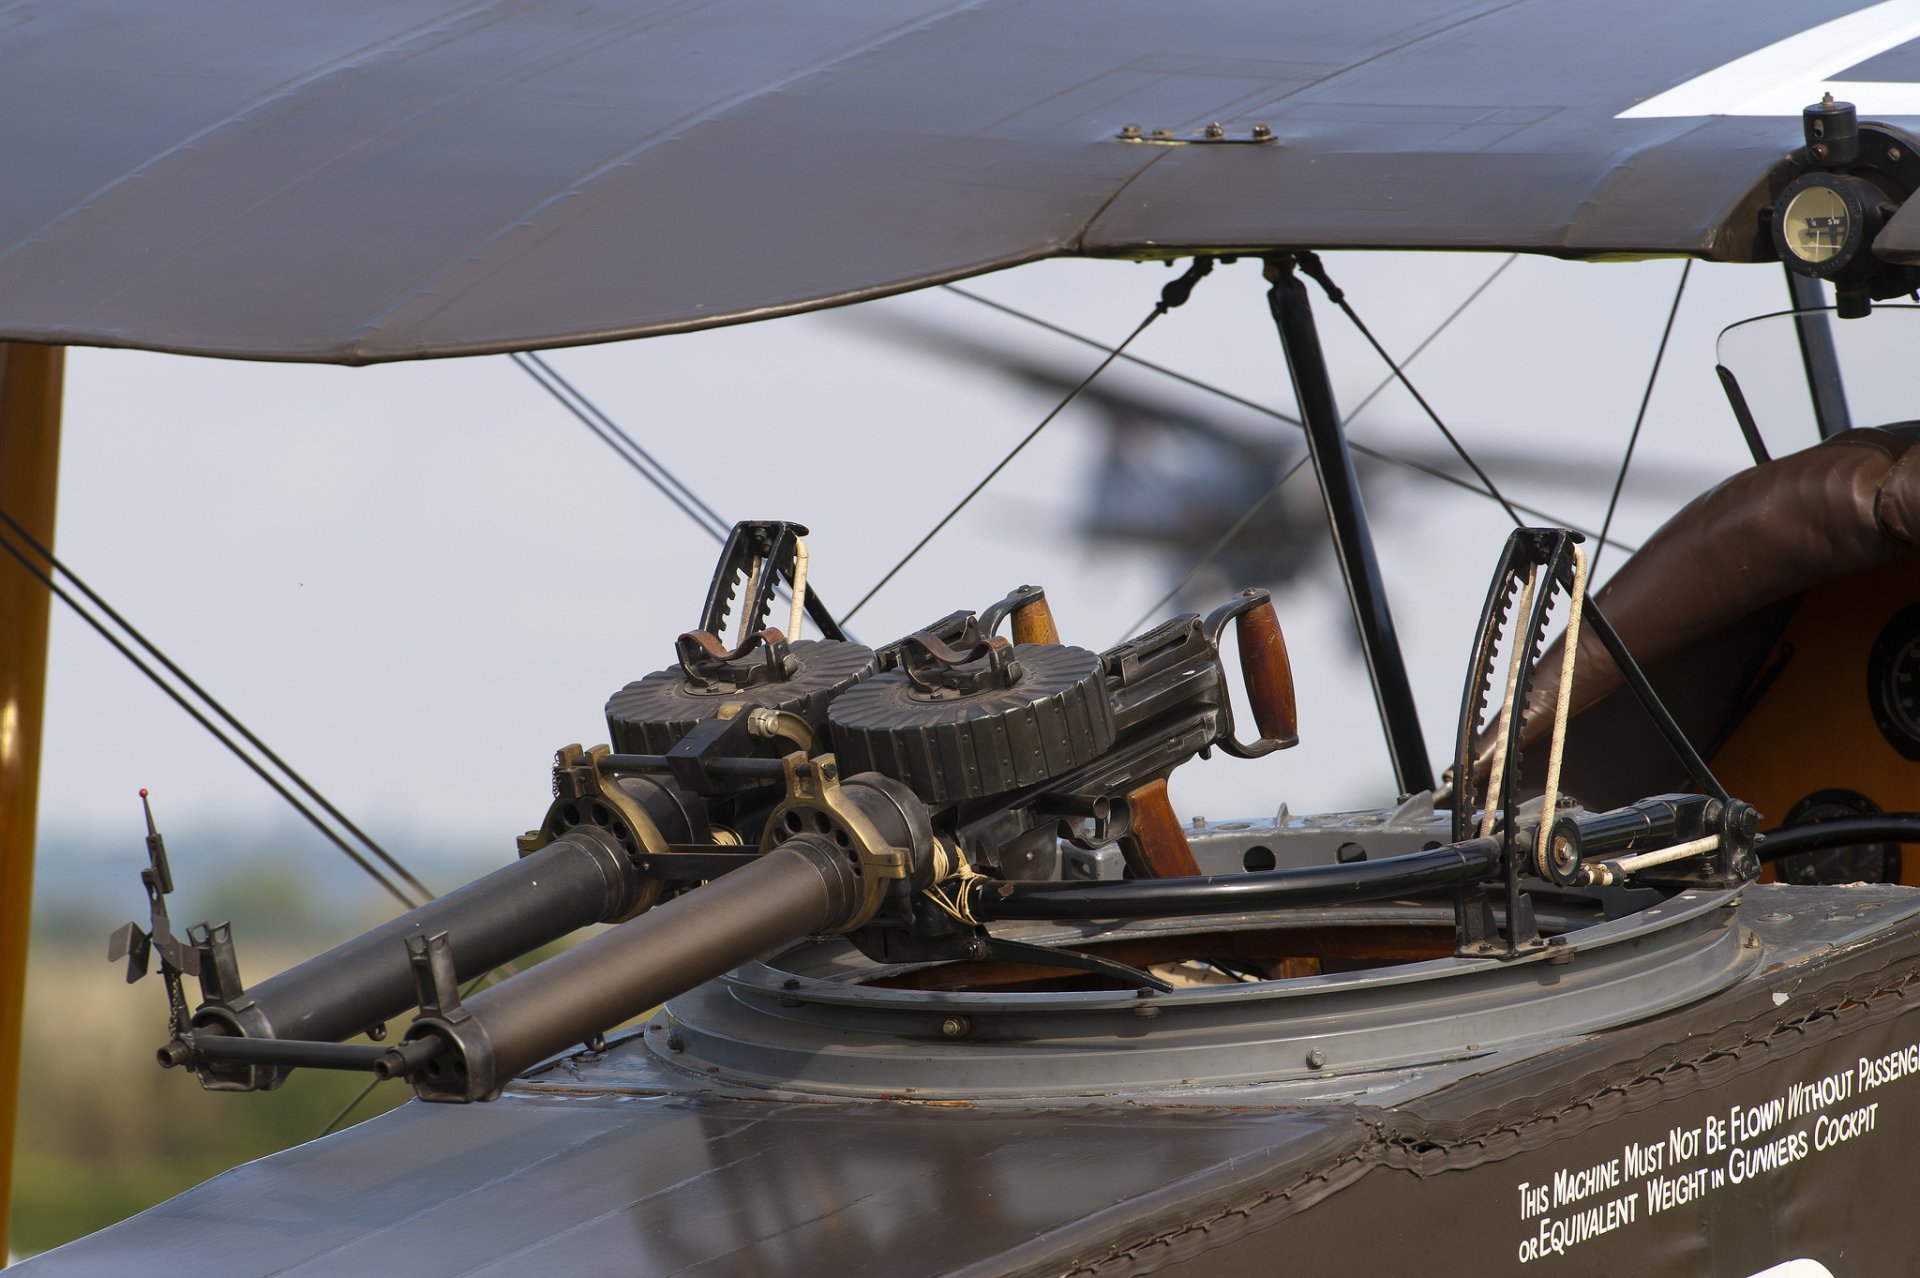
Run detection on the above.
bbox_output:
[1593,260,1692,576]
[1120,454,1312,640]
[844,290,1184,623]
[518,351,730,535]
[512,349,850,638]
[1297,252,1524,527]
[1339,255,1518,428]
[0,504,435,905]
[510,352,727,544]
[0,518,422,911]
[1117,254,1542,640]
[941,278,1633,551]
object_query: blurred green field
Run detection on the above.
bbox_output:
[8,939,412,1258]
[6,835,624,1261]
[6,840,494,1260]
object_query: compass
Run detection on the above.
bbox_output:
[1868,603,1920,760]
[1773,172,1883,279]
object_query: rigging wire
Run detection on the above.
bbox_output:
[940,278,1631,551]
[0,518,421,911]
[1593,260,1692,576]
[0,504,434,905]
[1120,454,1312,640]
[844,261,1214,622]
[1296,252,1523,527]
[511,349,850,639]
[1116,253,1529,640]
[1340,255,1518,428]
[509,351,727,544]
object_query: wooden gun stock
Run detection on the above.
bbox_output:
[1120,778,1201,878]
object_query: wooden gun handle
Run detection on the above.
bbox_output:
[1120,778,1201,878]
[1236,597,1298,746]
[1010,596,1060,646]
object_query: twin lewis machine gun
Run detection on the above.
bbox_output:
[115,520,1767,1105]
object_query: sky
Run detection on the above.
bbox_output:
[29,248,1840,908]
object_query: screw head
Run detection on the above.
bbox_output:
[1251,122,1273,141]
[1120,123,1143,139]
[1203,121,1225,139]
[1306,1049,1327,1070]
[940,1016,970,1037]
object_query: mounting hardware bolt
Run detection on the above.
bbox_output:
[1251,122,1273,141]
[1203,121,1225,139]
[1120,123,1143,140]
[940,1016,971,1038]
[1306,1049,1327,1070]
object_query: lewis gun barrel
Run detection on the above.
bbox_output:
[187,828,644,1084]
[378,833,861,1102]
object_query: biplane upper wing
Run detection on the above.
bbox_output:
[1,0,1915,363]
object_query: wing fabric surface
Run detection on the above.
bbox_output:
[0,0,1911,362]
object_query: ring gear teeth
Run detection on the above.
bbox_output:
[827,644,1116,804]
[605,639,877,755]
[1461,577,1520,820]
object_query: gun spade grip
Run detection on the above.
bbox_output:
[1010,597,1061,646]
[1236,599,1298,745]
[1124,778,1202,878]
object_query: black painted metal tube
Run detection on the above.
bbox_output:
[599,753,787,779]
[403,835,858,1101]
[968,840,1501,921]
[1559,798,1686,858]
[1786,269,1852,439]
[1266,257,1433,796]
[175,1035,389,1072]
[1580,603,1729,802]
[1759,815,1920,862]
[193,826,638,1046]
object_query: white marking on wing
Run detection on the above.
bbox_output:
[1619,0,1920,118]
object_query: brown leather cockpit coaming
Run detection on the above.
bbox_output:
[1470,429,1920,810]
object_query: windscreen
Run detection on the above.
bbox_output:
[1717,304,1920,459]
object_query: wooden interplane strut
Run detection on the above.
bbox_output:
[0,342,62,1266]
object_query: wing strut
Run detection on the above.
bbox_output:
[0,341,62,1265]
[1263,256,1433,797]
[1785,270,1853,439]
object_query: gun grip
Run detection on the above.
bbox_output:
[1235,598,1298,747]
[1010,597,1060,646]
[1120,778,1202,878]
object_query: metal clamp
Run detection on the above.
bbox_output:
[520,743,671,921]
[759,755,911,933]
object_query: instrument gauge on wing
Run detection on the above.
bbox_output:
[1780,182,1851,264]
[1773,173,1880,278]
[1868,603,1920,760]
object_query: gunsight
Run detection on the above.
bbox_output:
[117,521,1759,1104]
